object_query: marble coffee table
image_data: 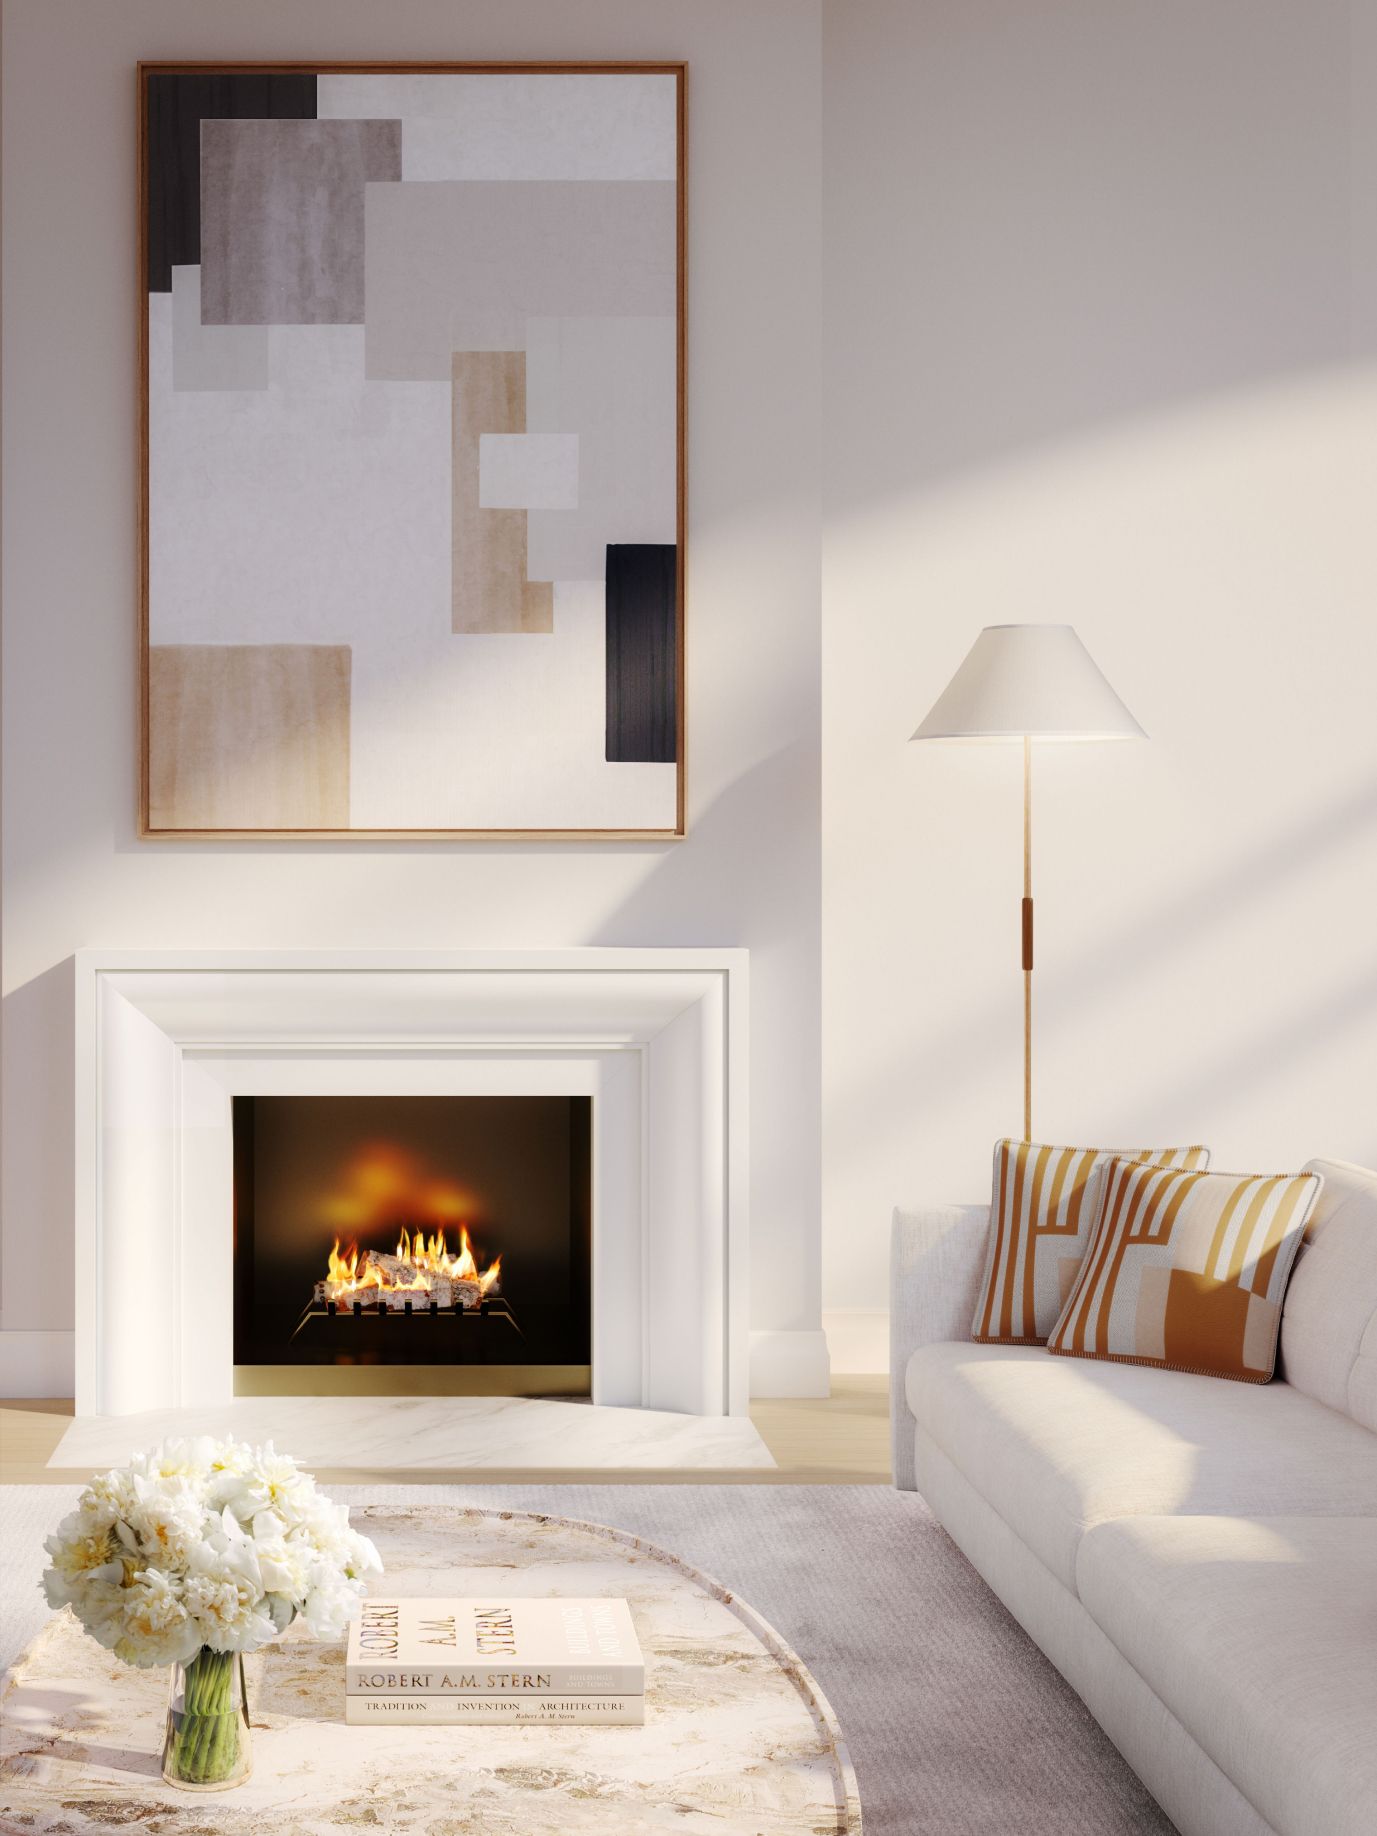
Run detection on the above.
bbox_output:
[0,1505,861,1833]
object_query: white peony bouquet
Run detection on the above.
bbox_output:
[41,1436,381,1787]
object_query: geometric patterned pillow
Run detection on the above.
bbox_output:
[972,1139,1210,1346]
[1047,1158,1322,1383]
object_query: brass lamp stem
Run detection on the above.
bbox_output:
[1022,735,1033,1142]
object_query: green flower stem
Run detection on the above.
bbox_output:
[166,1647,243,1785]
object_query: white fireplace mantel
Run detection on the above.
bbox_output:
[74,949,748,1420]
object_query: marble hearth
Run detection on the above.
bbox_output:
[48,1394,774,1472]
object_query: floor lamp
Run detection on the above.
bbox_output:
[910,624,1145,1141]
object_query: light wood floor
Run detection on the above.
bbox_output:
[0,1378,890,1487]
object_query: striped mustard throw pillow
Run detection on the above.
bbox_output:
[971,1139,1210,1345]
[1047,1159,1322,1382]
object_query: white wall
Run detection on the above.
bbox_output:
[823,0,1377,1365]
[9,0,1374,1392]
[0,0,823,1395]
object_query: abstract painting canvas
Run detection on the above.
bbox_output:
[139,63,684,838]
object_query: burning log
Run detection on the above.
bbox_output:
[354,1250,483,1310]
[312,1250,483,1312]
[312,1276,482,1311]
[360,1250,431,1291]
[311,1226,498,1312]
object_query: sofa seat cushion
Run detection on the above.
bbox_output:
[1077,1515,1377,1836]
[905,1341,1377,1591]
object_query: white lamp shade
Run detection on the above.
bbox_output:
[911,624,1146,742]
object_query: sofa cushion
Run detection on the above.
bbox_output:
[905,1341,1377,1592]
[1047,1160,1319,1382]
[1280,1158,1377,1431]
[1077,1515,1377,1836]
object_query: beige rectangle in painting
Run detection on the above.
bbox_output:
[452,352,555,634]
[148,644,351,830]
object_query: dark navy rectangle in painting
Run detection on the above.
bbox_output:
[145,73,317,292]
[605,544,678,763]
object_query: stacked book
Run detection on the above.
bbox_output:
[345,1596,646,1725]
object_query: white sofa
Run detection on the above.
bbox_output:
[891,1155,1377,1836]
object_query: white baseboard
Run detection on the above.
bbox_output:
[822,1308,890,1374]
[749,1329,831,1398]
[0,1329,75,1398]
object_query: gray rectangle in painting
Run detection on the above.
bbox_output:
[200,117,402,325]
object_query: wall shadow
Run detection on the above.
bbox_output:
[827,771,1377,1167]
[0,958,76,1320]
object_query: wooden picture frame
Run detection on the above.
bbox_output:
[137,61,686,840]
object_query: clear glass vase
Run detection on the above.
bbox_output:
[161,1646,252,1790]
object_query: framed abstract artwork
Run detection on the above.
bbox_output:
[138,62,685,839]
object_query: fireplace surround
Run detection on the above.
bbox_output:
[74,949,748,1418]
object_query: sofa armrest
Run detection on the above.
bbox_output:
[890,1204,989,1490]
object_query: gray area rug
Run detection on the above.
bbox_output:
[1,1484,1174,1835]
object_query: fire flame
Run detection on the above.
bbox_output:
[321,1225,501,1302]
[394,1224,501,1290]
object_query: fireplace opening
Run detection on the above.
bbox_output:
[232,1095,591,1396]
